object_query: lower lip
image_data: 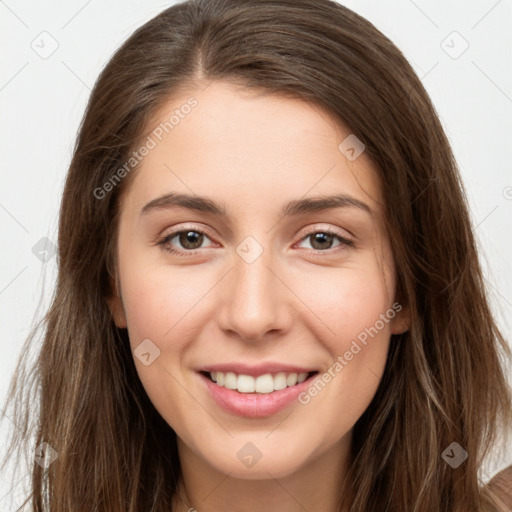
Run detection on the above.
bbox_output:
[197,372,317,418]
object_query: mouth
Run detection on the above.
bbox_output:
[199,370,319,394]
[196,363,321,417]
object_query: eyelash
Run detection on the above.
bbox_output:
[156,226,355,257]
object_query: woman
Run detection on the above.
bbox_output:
[2,0,511,510]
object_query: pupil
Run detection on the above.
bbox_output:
[313,233,332,249]
[181,231,202,249]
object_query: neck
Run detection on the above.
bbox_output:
[172,434,352,512]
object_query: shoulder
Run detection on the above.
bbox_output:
[487,465,512,509]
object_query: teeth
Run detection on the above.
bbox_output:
[286,373,298,386]
[224,372,237,390]
[238,374,255,393]
[274,372,288,390]
[255,374,273,393]
[208,371,312,394]
[297,372,308,383]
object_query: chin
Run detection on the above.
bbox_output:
[196,438,314,480]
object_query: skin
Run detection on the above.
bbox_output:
[108,80,409,512]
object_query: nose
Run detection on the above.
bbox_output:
[216,246,294,342]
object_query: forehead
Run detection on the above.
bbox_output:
[121,81,383,217]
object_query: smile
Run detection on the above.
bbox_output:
[197,367,320,417]
[203,370,317,394]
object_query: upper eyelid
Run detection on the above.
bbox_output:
[160,223,353,249]
[295,223,353,240]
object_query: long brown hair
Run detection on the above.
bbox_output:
[2,0,511,510]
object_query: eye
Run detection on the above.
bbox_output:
[156,226,354,256]
[296,229,354,253]
[156,228,214,255]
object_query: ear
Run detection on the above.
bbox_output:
[389,303,410,335]
[106,275,127,329]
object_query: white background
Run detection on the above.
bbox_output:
[1,0,511,508]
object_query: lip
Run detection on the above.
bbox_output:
[197,368,319,418]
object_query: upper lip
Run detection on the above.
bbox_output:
[197,362,318,377]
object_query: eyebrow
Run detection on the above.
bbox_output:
[141,192,373,218]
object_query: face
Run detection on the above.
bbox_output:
[108,80,408,480]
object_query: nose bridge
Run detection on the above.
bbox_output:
[217,236,288,341]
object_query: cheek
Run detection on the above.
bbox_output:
[293,262,394,420]
[118,253,215,354]
[296,259,393,346]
